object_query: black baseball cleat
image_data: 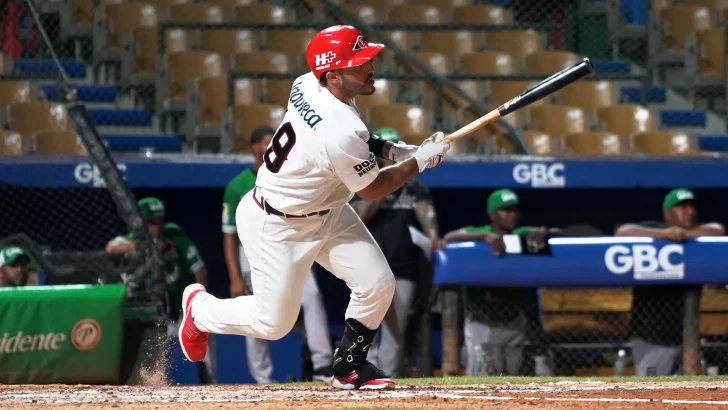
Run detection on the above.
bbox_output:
[331,350,394,390]
[330,319,395,390]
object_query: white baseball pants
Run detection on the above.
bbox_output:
[240,245,333,384]
[191,190,395,346]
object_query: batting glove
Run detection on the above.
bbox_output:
[413,132,450,172]
[387,140,418,162]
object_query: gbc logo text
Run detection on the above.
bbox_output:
[74,163,127,187]
[604,244,685,280]
[512,163,565,188]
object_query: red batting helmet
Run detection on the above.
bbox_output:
[305,25,384,81]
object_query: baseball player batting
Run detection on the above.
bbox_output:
[178,25,451,390]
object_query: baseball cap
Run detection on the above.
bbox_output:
[138,197,165,218]
[487,189,519,213]
[0,246,33,268]
[375,128,400,143]
[663,188,695,210]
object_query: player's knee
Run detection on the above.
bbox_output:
[259,313,298,341]
[374,269,396,304]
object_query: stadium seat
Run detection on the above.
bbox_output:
[201,0,253,7]
[128,27,188,79]
[234,51,289,73]
[354,79,394,110]
[529,105,586,137]
[696,27,724,78]
[0,130,24,156]
[104,3,158,52]
[33,130,87,156]
[660,5,711,51]
[266,30,318,65]
[388,5,442,24]
[418,31,475,63]
[166,51,224,103]
[419,0,470,12]
[383,30,410,50]
[8,102,71,137]
[489,80,541,124]
[485,30,542,61]
[631,131,698,155]
[228,104,285,153]
[340,4,379,24]
[597,105,655,136]
[561,131,624,156]
[366,105,432,144]
[452,5,510,25]
[458,52,517,75]
[141,0,188,8]
[73,0,122,30]
[199,29,255,56]
[193,76,256,128]
[559,81,616,113]
[491,131,553,155]
[406,52,450,74]
[525,51,582,75]
[357,0,406,9]
[235,4,291,23]
[169,3,224,23]
[0,81,34,108]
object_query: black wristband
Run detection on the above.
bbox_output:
[366,133,386,157]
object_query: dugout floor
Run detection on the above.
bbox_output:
[2,380,728,409]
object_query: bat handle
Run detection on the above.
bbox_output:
[436,110,502,144]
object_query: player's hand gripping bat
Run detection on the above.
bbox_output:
[434,57,595,144]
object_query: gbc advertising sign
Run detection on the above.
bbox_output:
[512,163,566,188]
[0,284,125,384]
[604,244,685,280]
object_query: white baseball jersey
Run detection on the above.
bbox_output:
[254,72,379,215]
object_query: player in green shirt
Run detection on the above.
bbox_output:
[106,197,216,384]
[443,189,557,377]
[222,125,334,383]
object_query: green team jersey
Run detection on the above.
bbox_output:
[222,169,257,244]
[461,224,539,325]
[123,222,204,320]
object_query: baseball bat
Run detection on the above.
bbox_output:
[436,57,595,144]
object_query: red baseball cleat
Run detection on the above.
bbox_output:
[178,284,208,362]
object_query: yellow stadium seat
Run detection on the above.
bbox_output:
[228,104,285,153]
[33,130,87,156]
[366,105,432,144]
[234,51,290,73]
[459,52,517,75]
[452,5,510,25]
[419,31,475,62]
[354,79,394,111]
[696,27,724,78]
[597,105,655,136]
[559,81,617,113]
[529,105,586,136]
[525,51,582,75]
[562,131,624,156]
[485,30,542,60]
[194,76,256,128]
[73,0,122,30]
[0,130,25,156]
[340,4,379,24]
[420,0,470,12]
[129,27,188,78]
[105,3,158,51]
[0,81,34,108]
[166,51,224,103]
[235,4,291,23]
[388,5,442,24]
[169,3,223,23]
[199,30,256,56]
[8,102,71,137]
[266,30,317,65]
[200,0,253,7]
[491,131,553,155]
[631,131,698,155]
[660,5,711,50]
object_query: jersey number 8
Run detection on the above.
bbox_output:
[264,122,297,173]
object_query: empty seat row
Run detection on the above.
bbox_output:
[0,129,86,156]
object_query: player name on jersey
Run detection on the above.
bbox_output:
[290,80,324,129]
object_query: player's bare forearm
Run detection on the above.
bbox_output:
[223,233,242,283]
[105,237,135,254]
[415,200,439,239]
[352,198,384,223]
[193,267,208,288]
[687,223,725,237]
[356,157,418,201]
[614,224,667,238]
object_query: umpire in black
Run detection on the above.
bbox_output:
[351,127,442,378]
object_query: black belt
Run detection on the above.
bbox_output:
[253,187,330,218]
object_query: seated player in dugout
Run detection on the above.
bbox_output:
[351,127,442,378]
[105,197,217,384]
[0,245,43,287]
[223,125,334,383]
[443,189,559,376]
[615,188,725,377]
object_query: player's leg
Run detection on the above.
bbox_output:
[241,262,273,384]
[631,338,681,376]
[464,315,506,376]
[377,277,417,378]
[179,192,324,362]
[245,337,273,384]
[300,270,334,381]
[315,204,396,390]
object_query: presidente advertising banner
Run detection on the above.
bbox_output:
[0,284,126,384]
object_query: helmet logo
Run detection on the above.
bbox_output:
[315,51,336,70]
[352,35,368,51]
